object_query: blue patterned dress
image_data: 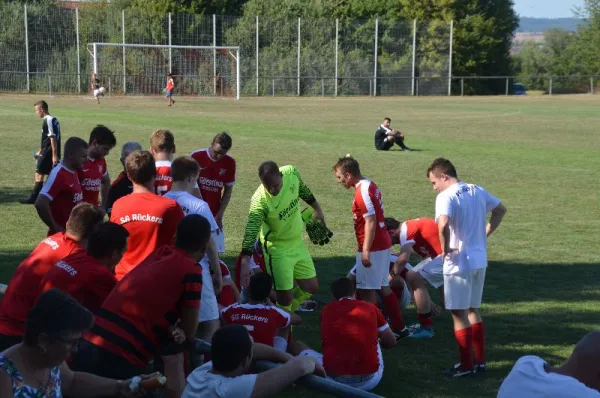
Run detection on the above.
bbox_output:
[0,355,62,398]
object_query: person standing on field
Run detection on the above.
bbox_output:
[21,101,61,205]
[165,73,175,107]
[427,157,507,377]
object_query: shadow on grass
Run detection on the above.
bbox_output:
[0,186,31,204]
[0,251,30,283]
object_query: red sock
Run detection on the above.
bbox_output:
[418,312,433,328]
[391,285,404,301]
[454,327,474,369]
[472,322,485,364]
[383,292,405,331]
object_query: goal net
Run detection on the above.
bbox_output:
[87,43,240,99]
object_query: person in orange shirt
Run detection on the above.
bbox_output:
[165,73,175,107]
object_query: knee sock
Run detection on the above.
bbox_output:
[418,311,433,328]
[454,327,474,369]
[291,287,312,312]
[382,292,406,331]
[471,322,485,364]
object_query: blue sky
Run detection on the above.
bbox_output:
[513,0,584,18]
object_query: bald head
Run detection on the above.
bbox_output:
[553,331,600,391]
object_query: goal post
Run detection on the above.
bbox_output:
[87,43,240,100]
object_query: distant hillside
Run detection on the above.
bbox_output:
[517,17,582,33]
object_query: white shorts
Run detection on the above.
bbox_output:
[409,255,444,289]
[348,266,411,309]
[198,262,219,322]
[444,268,486,310]
[299,345,383,391]
[213,229,225,253]
[93,89,100,97]
[354,249,390,290]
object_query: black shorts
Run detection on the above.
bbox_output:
[36,151,54,175]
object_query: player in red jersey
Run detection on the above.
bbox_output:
[294,278,396,391]
[222,272,300,352]
[214,260,241,309]
[70,214,212,397]
[165,73,175,107]
[78,125,116,207]
[150,129,176,196]
[35,137,88,235]
[0,203,105,350]
[40,222,128,314]
[333,156,409,339]
[109,150,184,280]
[234,240,266,291]
[190,132,236,253]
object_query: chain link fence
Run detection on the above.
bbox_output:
[0,3,454,97]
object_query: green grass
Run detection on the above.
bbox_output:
[1,94,599,397]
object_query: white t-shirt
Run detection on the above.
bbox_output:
[498,356,600,398]
[183,361,257,398]
[165,191,218,231]
[435,182,500,275]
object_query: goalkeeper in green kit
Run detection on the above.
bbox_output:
[239,161,327,313]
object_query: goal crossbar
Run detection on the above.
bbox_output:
[88,42,241,100]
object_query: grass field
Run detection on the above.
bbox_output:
[1,94,599,398]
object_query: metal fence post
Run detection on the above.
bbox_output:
[334,18,339,97]
[236,48,240,100]
[213,14,217,96]
[108,77,111,97]
[373,17,378,97]
[24,4,30,93]
[272,79,275,96]
[448,20,453,96]
[48,75,52,96]
[76,8,81,93]
[549,76,553,95]
[256,16,259,96]
[411,19,417,96]
[591,77,594,94]
[461,78,464,96]
[168,12,172,73]
[93,43,98,75]
[505,77,509,96]
[321,78,325,97]
[297,17,301,96]
[122,9,126,94]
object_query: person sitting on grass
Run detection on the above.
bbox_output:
[374,117,412,151]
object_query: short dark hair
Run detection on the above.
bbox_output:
[66,203,105,240]
[87,222,129,258]
[212,132,232,151]
[64,137,89,158]
[34,100,49,112]
[125,150,156,185]
[151,129,175,153]
[384,217,401,231]
[175,214,212,253]
[383,117,391,123]
[89,125,117,149]
[211,325,253,373]
[248,272,273,302]
[427,158,458,178]
[24,289,94,346]
[332,155,361,176]
[331,277,355,300]
[171,156,200,182]
[258,161,280,181]
[167,73,173,77]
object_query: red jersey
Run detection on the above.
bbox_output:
[83,246,202,367]
[78,156,108,206]
[400,218,442,259]
[40,251,116,314]
[190,148,236,215]
[221,303,290,347]
[321,298,388,376]
[110,192,184,280]
[154,160,173,196]
[234,241,266,290]
[216,261,236,307]
[39,164,84,231]
[0,233,82,336]
[352,179,391,252]
[166,78,174,91]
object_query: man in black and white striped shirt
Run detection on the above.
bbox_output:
[20,101,61,204]
[374,117,411,151]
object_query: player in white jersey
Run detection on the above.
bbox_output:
[427,158,507,377]
[165,156,223,342]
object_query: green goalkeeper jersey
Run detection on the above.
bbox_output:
[241,165,316,254]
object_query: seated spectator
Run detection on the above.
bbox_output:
[39,222,129,314]
[183,324,325,398]
[374,117,411,151]
[498,331,600,398]
[0,203,105,350]
[294,277,396,391]
[0,289,144,397]
[222,273,301,352]
[70,214,212,398]
[213,260,241,310]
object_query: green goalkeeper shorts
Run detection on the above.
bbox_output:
[263,241,316,291]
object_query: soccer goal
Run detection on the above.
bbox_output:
[87,43,240,99]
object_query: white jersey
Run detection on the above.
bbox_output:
[435,182,500,275]
[164,191,218,232]
[498,356,600,398]
[183,361,257,398]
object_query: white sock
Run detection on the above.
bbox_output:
[273,336,288,353]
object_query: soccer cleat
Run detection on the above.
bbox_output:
[409,327,434,339]
[407,323,421,332]
[393,327,411,341]
[444,365,475,378]
[453,362,486,374]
